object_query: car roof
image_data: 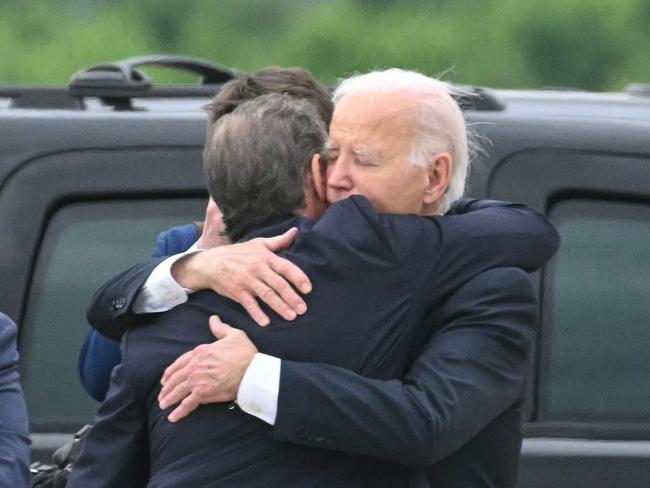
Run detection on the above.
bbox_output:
[492,88,650,123]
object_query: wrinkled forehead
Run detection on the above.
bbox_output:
[328,92,426,146]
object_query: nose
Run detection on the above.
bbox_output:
[326,155,352,192]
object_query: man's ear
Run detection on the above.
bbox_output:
[310,154,327,202]
[423,152,452,207]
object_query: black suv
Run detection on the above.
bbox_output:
[1,56,648,488]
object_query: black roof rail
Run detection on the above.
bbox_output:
[2,57,505,112]
[68,55,240,110]
[0,56,241,111]
[453,85,505,111]
[1,87,84,110]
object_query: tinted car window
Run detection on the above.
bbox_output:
[19,198,205,430]
[541,199,650,422]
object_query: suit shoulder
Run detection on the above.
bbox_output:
[318,196,438,246]
[310,196,387,249]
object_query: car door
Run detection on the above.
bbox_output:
[480,116,650,488]
[0,112,208,461]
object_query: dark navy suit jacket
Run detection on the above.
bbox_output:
[0,313,30,488]
[70,196,558,487]
[275,266,538,487]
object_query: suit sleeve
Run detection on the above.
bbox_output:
[86,257,167,340]
[67,360,149,488]
[0,314,30,488]
[398,199,560,280]
[272,267,537,466]
[325,196,559,298]
[151,223,200,258]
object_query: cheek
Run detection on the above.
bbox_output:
[353,178,392,211]
[383,171,428,212]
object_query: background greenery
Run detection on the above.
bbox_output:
[2,0,648,90]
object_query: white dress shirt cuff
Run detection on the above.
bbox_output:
[237,353,281,425]
[132,246,200,313]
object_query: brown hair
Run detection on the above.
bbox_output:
[205,67,333,128]
[204,94,327,241]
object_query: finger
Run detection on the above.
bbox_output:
[270,255,312,294]
[159,358,192,400]
[159,369,189,404]
[209,316,232,338]
[252,280,297,322]
[161,350,192,386]
[260,268,306,317]
[235,291,270,326]
[159,379,192,410]
[167,391,202,423]
[263,227,299,252]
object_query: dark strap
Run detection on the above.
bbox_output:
[30,424,93,488]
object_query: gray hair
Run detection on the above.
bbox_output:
[333,68,471,214]
[203,93,327,241]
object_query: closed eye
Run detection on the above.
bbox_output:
[355,158,377,167]
[323,151,339,165]
[352,148,378,167]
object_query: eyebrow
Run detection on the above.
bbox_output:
[352,148,372,159]
[323,141,378,162]
[323,140,338,153]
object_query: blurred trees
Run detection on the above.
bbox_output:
[1,0,647,90]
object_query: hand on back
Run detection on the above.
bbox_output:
[159,315,258,422]
[172,226,311,326]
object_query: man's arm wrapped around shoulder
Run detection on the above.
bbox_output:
[272,267,538,466]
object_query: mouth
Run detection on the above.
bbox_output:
[326,187,350,202]
[327,186,347,200]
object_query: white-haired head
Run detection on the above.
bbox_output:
[333,68,470,214]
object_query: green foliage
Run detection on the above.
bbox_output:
[1,0,647,90]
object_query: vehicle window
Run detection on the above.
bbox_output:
[20,198,205,431]
[540,199,650,423]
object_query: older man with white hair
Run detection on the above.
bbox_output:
[325,69,470,216]
[87,69,556,487]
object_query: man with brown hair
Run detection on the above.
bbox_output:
[205,66,333,128]
[80,67,334,402]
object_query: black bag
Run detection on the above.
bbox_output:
[30,425,92,488]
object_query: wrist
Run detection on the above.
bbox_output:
[171,252,205,291]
